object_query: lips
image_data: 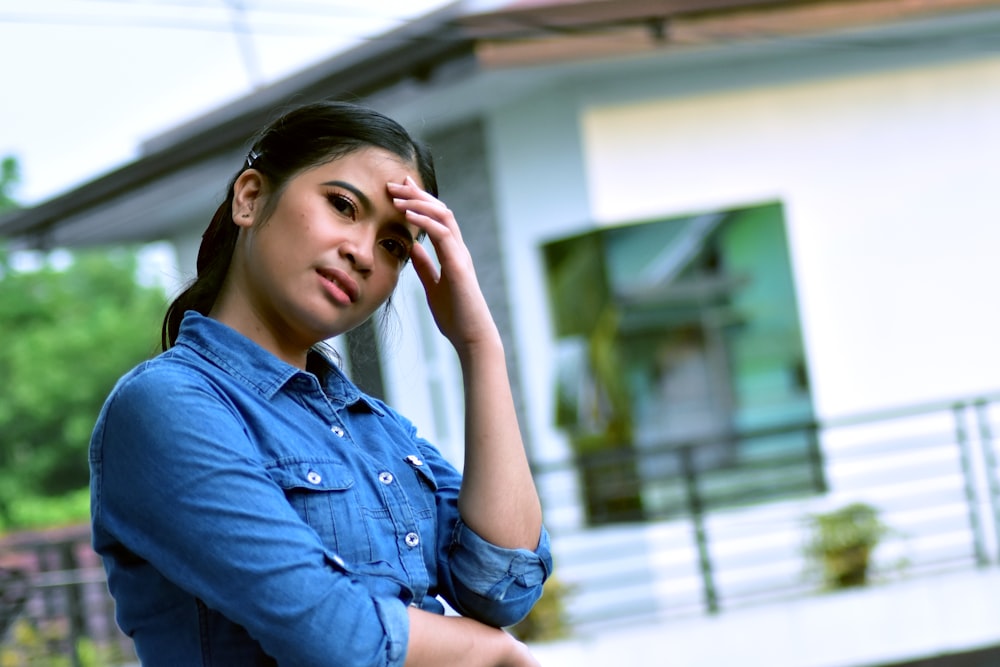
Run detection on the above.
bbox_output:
[316,267,359,304]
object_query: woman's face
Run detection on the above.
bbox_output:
[217,146,423,362]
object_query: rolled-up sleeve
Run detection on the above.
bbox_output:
[371,595,410,665]
[444,518,553,628]
[387,416,553,630]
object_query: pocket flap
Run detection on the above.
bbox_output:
[404,454,438,491]
[267,460,354,491]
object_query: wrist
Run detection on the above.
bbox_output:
[456,332,505,367]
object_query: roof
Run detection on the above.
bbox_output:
[3,0,998,247]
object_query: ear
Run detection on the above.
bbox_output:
[232,169,263,228]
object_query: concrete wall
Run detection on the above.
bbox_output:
[580,54,1000,420]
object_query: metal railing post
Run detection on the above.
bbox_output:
[973,399,1000,563]
[805,421,827,493]
[953,403,989,566]
[681,446,719,614]
[57,542,85,667]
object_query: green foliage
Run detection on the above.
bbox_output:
[0,244,167,530]
[804,501,889,589]
[4,487,92,531]
[0,155,20,213]
[0,617,126,667]
[508,575,574,643]
[1,618,69,667]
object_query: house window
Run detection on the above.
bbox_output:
[543,202,820,525]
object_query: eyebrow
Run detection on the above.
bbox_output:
[323,180,372,213]
[323,179,420,243]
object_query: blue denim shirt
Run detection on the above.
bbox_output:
[90,312,551,667]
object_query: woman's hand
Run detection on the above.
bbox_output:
[388,177,500,357]
[500,638,544,667]
[389,176,543,551]
[405,608,541,667]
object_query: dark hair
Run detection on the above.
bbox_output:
[161,100,438,350]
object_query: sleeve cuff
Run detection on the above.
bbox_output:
[372,596,410,667]
[449,520,552,601]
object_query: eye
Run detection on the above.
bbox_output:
[380,237,412,263]
[327,193,357,219]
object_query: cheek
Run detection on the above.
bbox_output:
[374,266,403,297]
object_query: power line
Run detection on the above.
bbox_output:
[0,0,436,31]
[224,0,263,88]
[0,14,411,36]
[0,12,353,35]
[84,0,429,21]
[0,0,435,32]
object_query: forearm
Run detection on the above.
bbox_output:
[404,607,538,667]
[397,185,542,549]
[456,336,543,550]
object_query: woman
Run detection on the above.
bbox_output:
[89,101,551,666]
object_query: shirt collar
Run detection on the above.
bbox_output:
[174,311,382,413]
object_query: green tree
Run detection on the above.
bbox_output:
[0,156,168,529]
[0,154,21,212]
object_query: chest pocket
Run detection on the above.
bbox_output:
[403,456,438,520]
[266,460,372,565]
[356,455,441,565]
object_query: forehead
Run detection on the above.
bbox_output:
[311,147,420,184]
[303,147,424,239]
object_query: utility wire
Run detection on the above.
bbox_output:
[224,0,264,88]
[0,0,433,30]
[0,12,349,34]
[82,0,429,21]
[0,11,409,35]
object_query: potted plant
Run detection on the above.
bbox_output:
[805,501,889,589]
[508,575,574,642]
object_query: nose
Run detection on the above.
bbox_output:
[340,227,375,273]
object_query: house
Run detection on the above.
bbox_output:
[4,0,1000,664]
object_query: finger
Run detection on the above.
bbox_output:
[409,241,440,289]
[402,208,465,251]
[389,178,459,231]
[387,176,438,203]
[398,198,456,229]
[403,174,437,200]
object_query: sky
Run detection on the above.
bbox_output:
[0,0,454,205]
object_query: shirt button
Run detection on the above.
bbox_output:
[405,454,424,466]
[405,532,420,548]
[378,472,394,485]
[306,471,322,485]
[331,425,344,437]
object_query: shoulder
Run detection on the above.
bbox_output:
[91,351,253,466]
[99,350,238,428]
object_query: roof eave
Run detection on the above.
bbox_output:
[0,1,475,245]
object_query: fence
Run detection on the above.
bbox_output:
[0,524,134,665]
[534,393,1000,629]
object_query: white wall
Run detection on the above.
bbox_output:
[579,55,1000,419]
[462,51,1000,604]
[486,90,594,471]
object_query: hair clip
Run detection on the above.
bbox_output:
[245,149,261,168]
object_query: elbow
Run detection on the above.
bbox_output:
[453,574,546,628]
